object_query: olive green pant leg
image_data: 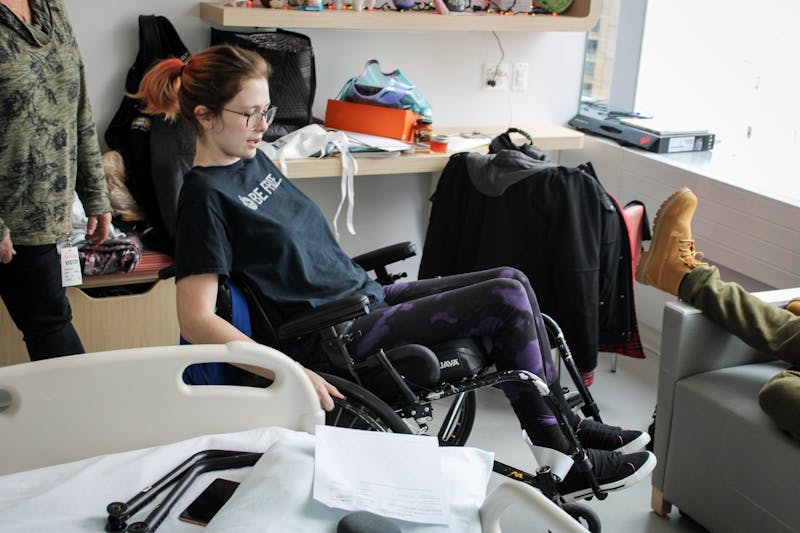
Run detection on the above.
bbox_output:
[758,370,800,439]
[679,266,800,439]
[679,266,800,366]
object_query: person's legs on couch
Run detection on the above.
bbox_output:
[759,302,800,439]
[635,186,800,365]
[679,266,800,365]
[636,186,800,440]
[759,369,800,439]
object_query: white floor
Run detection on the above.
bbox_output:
[463,352,710,533]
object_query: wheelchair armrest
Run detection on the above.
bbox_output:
[352,242,417,273]
[277,295,370,340]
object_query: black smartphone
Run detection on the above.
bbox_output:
[178,477,240,526]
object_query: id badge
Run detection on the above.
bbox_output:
[59,244,83,287]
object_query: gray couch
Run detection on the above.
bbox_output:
[651,289,800,533]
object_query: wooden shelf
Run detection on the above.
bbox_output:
[199,0,599,32]
[285,124,583,178]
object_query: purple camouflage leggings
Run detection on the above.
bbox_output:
[346,267,569,439]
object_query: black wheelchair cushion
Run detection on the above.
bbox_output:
[358,338,489,405]
[358,344,441,402]
[430,338,489,382]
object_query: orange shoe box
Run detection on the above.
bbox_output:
[324,99,420,142]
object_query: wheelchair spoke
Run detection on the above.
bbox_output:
[322,373,412,434]
[328,397,395,431]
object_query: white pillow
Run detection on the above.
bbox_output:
[206,428,493,533]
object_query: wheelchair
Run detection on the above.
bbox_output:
[169,243,605,531]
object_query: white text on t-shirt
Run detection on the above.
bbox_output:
[239,173,283,210]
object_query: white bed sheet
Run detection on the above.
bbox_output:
[0,426,494,533]
[0,427,284,533]
[207,429,493,533]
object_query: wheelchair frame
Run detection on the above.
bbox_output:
[165,242,607,531]
[211,244,607,529]
[313,335,606,532]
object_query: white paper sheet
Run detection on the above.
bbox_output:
[343,130,413,151]
[313,425,449,525]
[444,135,490,153]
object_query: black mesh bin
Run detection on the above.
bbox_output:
[211,28,316,141]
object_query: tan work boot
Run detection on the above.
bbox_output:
[786,298,800,316]
[636,187,706,295]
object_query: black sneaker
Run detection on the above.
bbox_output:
[558,448,656,502]
[575,418,650,453]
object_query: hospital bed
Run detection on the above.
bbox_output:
[0,341,588,532]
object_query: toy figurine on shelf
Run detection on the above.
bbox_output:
[534,0,573,13]
[351,0,375,10]
[392,0,417,10]
[444,0,467,11]
[433,0,450,14]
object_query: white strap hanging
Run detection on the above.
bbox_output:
[260,125,358,240]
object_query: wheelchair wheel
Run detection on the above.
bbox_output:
[431,391,477,447]
[321,373,412,434]
[559,502,601,533]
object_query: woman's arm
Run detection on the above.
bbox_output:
[176,273,250,345]
[176,273,343,410]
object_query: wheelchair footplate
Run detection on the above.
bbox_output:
[492,460,603,532]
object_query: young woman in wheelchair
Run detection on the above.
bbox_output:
[132,44,655,502]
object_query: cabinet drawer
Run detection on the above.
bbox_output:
[0,280,179,366]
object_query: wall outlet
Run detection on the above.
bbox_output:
[482,63,509,92]
[512,62,529,92]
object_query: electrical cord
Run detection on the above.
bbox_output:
[486,30,505,87]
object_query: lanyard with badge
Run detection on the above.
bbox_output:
[56,236,82,287]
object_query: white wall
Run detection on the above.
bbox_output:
[63,0,587,265]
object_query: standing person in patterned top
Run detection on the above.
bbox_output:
[0,0,111,360]
[132,44,657,502]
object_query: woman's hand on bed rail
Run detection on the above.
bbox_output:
[303,368,344,411]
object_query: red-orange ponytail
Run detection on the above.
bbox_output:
[128,57,184,120]
[128,45,270,131]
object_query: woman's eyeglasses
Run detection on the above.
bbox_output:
[223,106,278,129]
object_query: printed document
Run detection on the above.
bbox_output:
[313,425,448,525]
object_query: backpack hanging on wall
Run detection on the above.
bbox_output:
[105,15,194,255]
[210,27,316,141]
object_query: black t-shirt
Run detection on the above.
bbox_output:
[174,150,383,319]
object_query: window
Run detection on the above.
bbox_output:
[579,0,800,203]
[580,2,616,108]
[637,1,800,157]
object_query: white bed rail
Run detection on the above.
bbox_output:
[0,341,323,475]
